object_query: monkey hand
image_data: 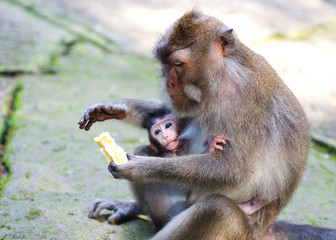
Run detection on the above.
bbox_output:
[108,155,140,181]
[78,102,126,131]
[207,134,228,153]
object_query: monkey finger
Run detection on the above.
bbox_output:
[213,134,228,141]
[89,199,104,218]
[216,139,228,145]
[207,143,216,153]
[82,105,97,119]
[207,148,215,153]
[208,142,225,152]
[82,104,102,120]
[78,123,85,129]
[84,118,96,131]
[108,162,118,171]
[214,145,225,151]
[92,201,116,218]
[78,113,89,129]
[78,121,85,129]
[108,162,122,179]
[107,212,125,225]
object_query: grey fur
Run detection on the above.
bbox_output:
[79,10,335,240]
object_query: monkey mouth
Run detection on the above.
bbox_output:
[165,140,179,151]
[170,94,187,102]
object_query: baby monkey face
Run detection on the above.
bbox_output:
[151,115,179,151]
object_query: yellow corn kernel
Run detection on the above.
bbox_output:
[94,132,128,165]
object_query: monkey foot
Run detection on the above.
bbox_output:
[89,199,142,224]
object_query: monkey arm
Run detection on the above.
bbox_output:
[78,99,165,130]
[108,152,248,189]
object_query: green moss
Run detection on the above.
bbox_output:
[312,139,336,156]
[40,50,61,74]
[0,82,23,197]
[10,189,34,201]
[0,173,10,195]
[308,219,318,227]
[13,82,23,110]
[25,208,42,220]
[25,172,31,179]
[7,0,118,53]
[2,82,23,158]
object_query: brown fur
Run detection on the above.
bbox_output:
[79,10,335,240]
[148,10,310,238]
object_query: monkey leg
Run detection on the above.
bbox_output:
[87,146,149,225]
[144,183,186,230]
[134,145,187,230]
[151,194,254,240]
[89,199,142,224]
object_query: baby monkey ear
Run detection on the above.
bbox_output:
[216,28,235,56]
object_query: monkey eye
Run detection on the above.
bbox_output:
[172,60,183,67]
[154,129,161,135]
[165,122,172,128]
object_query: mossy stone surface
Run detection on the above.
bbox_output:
[0,1,71,74]
[0,1,335,239]
[0,44,158,239]
[278,144,336,228]
[0,78,15,139]
[0,43,335,239]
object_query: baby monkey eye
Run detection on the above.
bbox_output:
[154,129,161,135]
[165,122,172,128]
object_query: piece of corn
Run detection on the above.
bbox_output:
[94,132,128,165]
[136,214,151,222]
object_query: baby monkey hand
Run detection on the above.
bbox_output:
[207,134,228,153]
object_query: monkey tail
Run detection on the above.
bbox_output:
[265,221,336,240]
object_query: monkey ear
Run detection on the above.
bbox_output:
[216,28,235,56]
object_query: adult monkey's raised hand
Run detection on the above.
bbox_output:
[78,99,165,130]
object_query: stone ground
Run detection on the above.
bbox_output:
[0,0,335,239]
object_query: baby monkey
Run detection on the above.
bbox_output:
[144,109,228,156]
[146,112,181,156]
[136,108,228,230]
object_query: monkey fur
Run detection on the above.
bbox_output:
[140,108,187,230]
[80,10,335,240]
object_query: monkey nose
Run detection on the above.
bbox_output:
[166,81,177,93]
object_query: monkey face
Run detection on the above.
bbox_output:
[150,116,179,151]
[165,61,189,104]
[154,11,237,118]
[157,48,205,117]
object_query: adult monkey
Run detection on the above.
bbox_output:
[79,10,336,240]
